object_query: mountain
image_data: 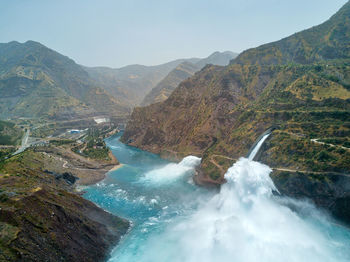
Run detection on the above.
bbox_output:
[84,58,201,106]
[0,41,129,120]
[141,62,201,106]
[141,51,238,106]
[122,2,350,223]
[234,2,350,65]
[196,51,237,68]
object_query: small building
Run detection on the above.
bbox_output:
[93,117,110,124]
[69,129,81,134]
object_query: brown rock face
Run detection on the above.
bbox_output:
[0,189,129,262]
[122,64,273,157]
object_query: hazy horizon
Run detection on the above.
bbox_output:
[1,0,347,68]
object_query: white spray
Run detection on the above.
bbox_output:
[111,133,350,262]
[141,156,201,185]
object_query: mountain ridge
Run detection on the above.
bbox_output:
[83,58,201,106]
[141,51,238,106]
[232,1,350,66]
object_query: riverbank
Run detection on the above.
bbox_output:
[33,145,117,186]
[110,163,124,172]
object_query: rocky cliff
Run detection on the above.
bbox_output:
[0,150,129,261]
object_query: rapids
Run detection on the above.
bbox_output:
[83,133,350,262]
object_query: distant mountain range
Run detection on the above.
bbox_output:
[141,51,237,106]
[83,58,200,107]
[122,1,350,223]
[0,40,236,120]
[85,51,237,107]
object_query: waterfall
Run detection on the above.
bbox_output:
[248,133,270,160]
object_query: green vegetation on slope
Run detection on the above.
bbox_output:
[234,2,350,65]
[72,125,118,160]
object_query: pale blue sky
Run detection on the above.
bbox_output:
[0,0,347,67]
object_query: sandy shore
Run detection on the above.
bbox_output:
[74,164,124,186]
[38,146,124,186]
[109,164,124,172]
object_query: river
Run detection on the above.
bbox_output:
[83,133,350,262]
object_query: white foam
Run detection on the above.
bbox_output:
[116,157,349,262]
[109,139,350,262]
[141,156,201,184]
[150,199,158,205]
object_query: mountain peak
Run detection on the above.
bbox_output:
[196,51,237,68]
[24,40,45,47]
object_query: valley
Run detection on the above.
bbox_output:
[0,43,239,260]
[1,1,350,261]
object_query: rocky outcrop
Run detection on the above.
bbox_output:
[0,188,129,262]
[271,170,350,225]
[0,151,129,261]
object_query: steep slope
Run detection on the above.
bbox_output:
[0,150,129,261]
[122,2,350,223]
[141,51,238,106]
[234,2,350,65]
[0,41,129,120]
[196,51,237,68]
[84,58,200,106]
[141,62,200,106]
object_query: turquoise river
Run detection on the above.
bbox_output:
[82,133,350,262]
